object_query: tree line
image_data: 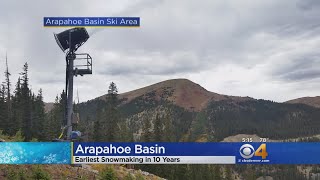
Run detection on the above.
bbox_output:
[0,59,67,141]
[0,60,44,141]
[0,58,138,142]
[1,59,314,179]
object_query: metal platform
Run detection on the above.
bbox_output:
[73,53,92,76]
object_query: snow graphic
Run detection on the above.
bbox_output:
[0,142,71,164]
[43,153,57,163]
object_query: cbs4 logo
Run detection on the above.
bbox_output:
[239,144,268,159]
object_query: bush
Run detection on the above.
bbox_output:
[6,168,18,180]
[6,167,28,180]
[135,172,145,180]
[0,130,10,141]
[12,130,24,142]
[124,173,135,180]
[100,166,117,180]
[31,138,38,142]
[32,166,50,180]
[18,169,28,180]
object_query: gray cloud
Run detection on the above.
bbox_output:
[278,69,320,82]
[271,53,320,81]
[296,0,320,10]
[94,51,214,76]
[0,0,320,102]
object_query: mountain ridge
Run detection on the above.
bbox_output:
[286,96,320,108]
[98,78,252,111]
[46,79,319,112]
[75,78,320,142]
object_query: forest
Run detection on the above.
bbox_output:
[2,60,320,179]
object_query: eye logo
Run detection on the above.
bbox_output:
[239,143,268,159]
[239,144,255,159]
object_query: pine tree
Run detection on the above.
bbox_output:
[32,89,46,141]
[44,96,58,140]
[11,77,22,136]
[78,116,94,141]
[44,93,65,140]
[20,63,32,141]
[0,85,6,132]
[93,120,104,142]
[104,82,120,141]
[163,110,174,142]
[153,113,163,142]
[93,107,105,142]
[118,120,133,142]
[142,117,152,142]
[3,53,12,134]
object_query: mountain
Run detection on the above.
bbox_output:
[75,79,320,179]
[44,102,54,113]
[286,96,320,108]
[100,78,251,111]
[77,78,320,142]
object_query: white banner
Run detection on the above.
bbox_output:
[72,156,235,164]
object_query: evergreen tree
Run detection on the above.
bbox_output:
[20,63,32,141]
[32,89,46,141]
[163,110,174,142]
[3,54,12,134]
[107,82,118,103]
[78,116,94,141]
[44,96,58,140]
[142,117,152,142]
[0,85,6,132]
[93,107,105,142]
[11,77,22,136]
[118,120,133,142]
[43,91,65,141]
[93,120,104,142]
[104,82,120,141]
[153,113,163,142]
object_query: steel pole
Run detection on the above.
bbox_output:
[66,55,74,140]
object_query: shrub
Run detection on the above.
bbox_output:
[136,172,145,180]
[18,169,28,180]
[31,138,38,142]
[0,130,10,141]
[124,173,135,180]
[32,166,50,180]
[100,166,117,180]
[12,130,24,142]
[6,166,28,180]
[6,168,18,180]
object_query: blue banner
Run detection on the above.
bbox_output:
[72,142,320,164]
[73,142,236,156]
[43,17,140,27]
[2,142,320,164]
[236,143,320,164]
[0,142,71,164]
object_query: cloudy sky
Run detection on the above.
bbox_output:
[0,0,320,103]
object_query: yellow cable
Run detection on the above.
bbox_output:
[58,126,66,139]
[58,131,64,139]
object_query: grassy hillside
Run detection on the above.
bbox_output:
[286,96,320,108]
[74,79,320,179]
[78,79,320,142]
